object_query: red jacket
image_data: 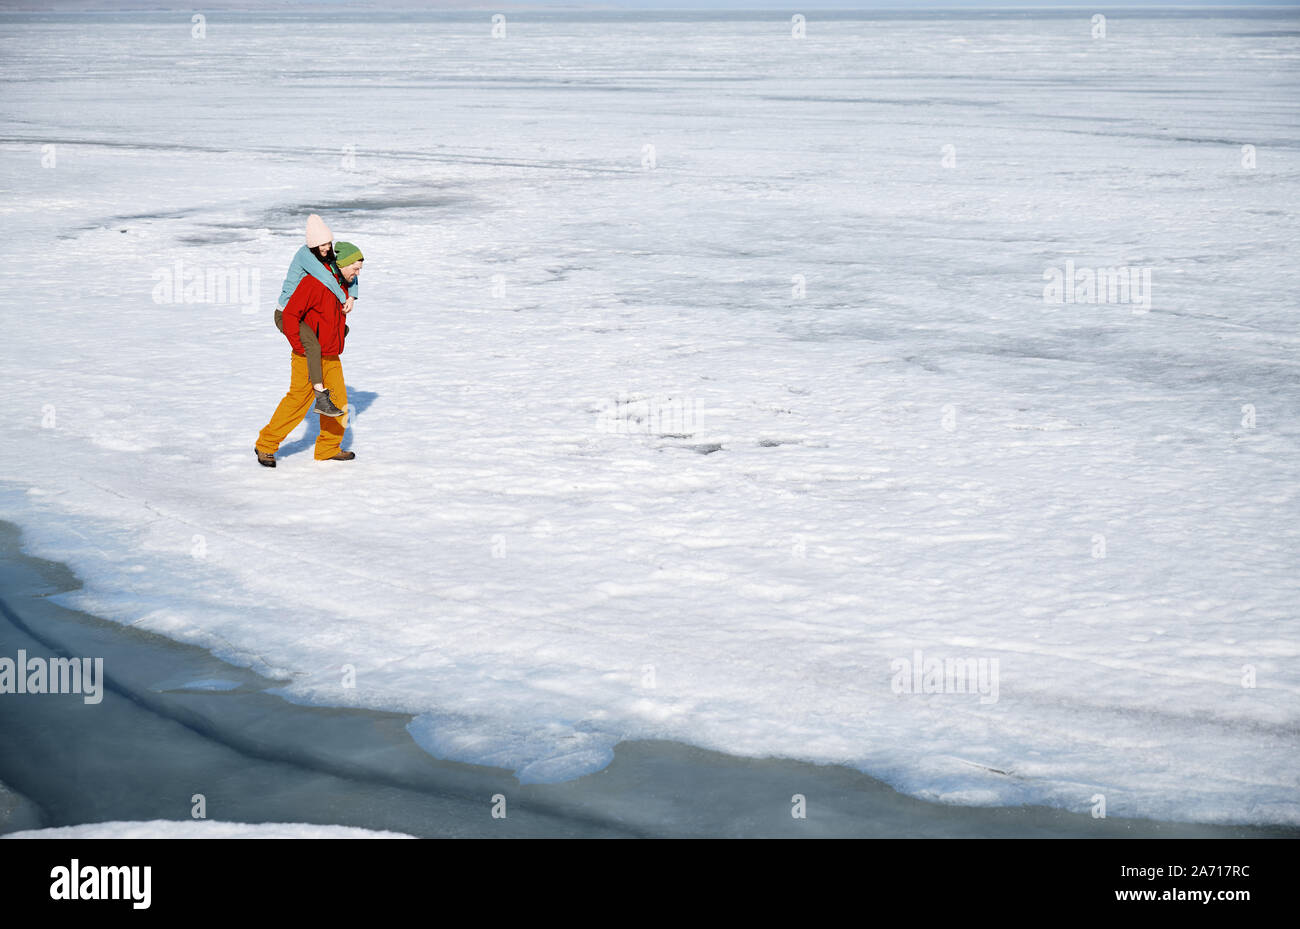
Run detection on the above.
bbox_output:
[281,273,350,357]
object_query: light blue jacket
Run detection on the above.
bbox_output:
[276,245,359,310]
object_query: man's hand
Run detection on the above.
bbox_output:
[342,296,355,315]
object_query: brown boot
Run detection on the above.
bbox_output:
[312,388,346,417]
[255,447,276,468]
[324,451,355,461]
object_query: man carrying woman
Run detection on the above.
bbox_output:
[254,216,366,467]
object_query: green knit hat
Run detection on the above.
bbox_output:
[334,242,364,269]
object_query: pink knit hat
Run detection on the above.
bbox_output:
[305,214,333,248]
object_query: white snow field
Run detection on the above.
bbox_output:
[4,821,413,839]
[1,10,1297,825]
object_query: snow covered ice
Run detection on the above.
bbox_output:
[1,9,1298,825]
[4,820,414,839]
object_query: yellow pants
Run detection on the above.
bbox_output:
[256,353,348,460]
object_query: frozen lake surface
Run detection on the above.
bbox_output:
[4,521,1292,838]
[2,8,1298,826]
